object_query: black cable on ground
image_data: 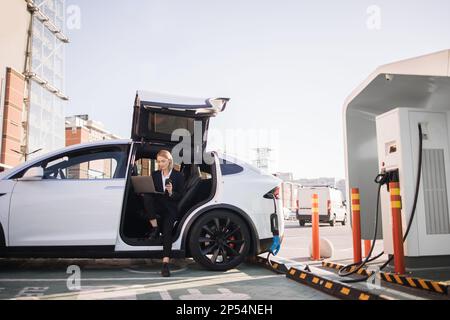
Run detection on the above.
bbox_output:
[337,183,382,281]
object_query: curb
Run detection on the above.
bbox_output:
[322,261,449,296]
[322,261,371,276]
[286,266,388,300]
[253,256,391,300]
[255,255,289,274]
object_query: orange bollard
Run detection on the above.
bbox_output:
[364,240,372,258]
[389,182,406,274]
[351,188,362,264]
[311,194,320,260]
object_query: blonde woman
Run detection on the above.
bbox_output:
[142,150,185,277]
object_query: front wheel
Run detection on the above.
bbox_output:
[342,215,348,226]
[299,220,306,227]
[189,210,251,271]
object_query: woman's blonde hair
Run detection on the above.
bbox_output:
[156,150,174,171]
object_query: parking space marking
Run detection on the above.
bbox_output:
[77,286,137,300]
[179,288,250,300]
[0,269,249,283]
[124,267,188,274]
[14,272,281,300]
[15,287,49,299]
[0,276,189,282]
[159,290,173,300]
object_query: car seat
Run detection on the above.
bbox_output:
[177,164,202,217]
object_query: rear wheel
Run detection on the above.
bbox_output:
[189,210,251,271]
[342,215,348,226]
[299,220,306,227]
[329,215,336,227]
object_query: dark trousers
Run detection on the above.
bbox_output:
[142,193,178,258]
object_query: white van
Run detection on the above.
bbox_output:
[296,186,347,227]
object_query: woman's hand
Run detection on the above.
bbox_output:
[166,182,173,196]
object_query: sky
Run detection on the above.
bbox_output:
[64,0,450,179]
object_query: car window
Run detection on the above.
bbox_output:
[154,114,195,136]
[134,158,182,177]
[44,148,127,180]
[12,146,129,180]
[134,158,154,177]
[219,159,244,176]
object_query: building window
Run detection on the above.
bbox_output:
[29,0,67,158]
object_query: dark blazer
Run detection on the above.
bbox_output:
[151,169,185,202]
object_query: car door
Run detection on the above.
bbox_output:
[8,144,130,247]
[131,91,229,158]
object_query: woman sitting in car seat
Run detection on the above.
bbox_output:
[142,150,185,277]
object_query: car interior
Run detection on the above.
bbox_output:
[121,143,217,246]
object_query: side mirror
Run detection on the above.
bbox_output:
[20,167,44,181]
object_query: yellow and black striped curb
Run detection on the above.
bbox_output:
[322,261,372,276]
[322,261,449,295]
[255,256,289,274]
[287,267,388,300]
[378,272,448,295]
[253,256,391,300]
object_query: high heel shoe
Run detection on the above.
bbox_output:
[161,263,171,277]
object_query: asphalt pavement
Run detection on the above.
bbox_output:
[0,220,391,300]
[0,256,334,300]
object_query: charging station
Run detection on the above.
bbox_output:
[376,108,450,257]
[343,50,450,268]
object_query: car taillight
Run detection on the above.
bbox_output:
[264,186,281,200]
[327,200,331,214]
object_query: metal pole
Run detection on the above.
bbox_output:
[389,182,406,274]
[351,188,362,264]
[311,193,320,261]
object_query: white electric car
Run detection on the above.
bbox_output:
[0,91,284,271]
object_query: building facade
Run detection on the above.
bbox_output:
[65,115,122,146]
[65,115,121,180]
[0,0,68,171]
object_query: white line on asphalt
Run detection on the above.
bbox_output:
[15,287,49,299]
[76,286,138,300]
[0,277,190,282]
[123,267,187,274]
[159,290,173,300]
[14,273,282,300]
[0,269,244,283]
[179,288,251,300]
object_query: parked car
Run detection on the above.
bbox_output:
[296,186,347,227]
[0,91,284,271]
[282,207,297,221]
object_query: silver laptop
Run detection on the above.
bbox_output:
[131,176,165,194]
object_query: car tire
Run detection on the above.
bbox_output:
[189,210,251,271]
[329,216,336,227]
[342,215,348,226]
[299,220,306,227]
